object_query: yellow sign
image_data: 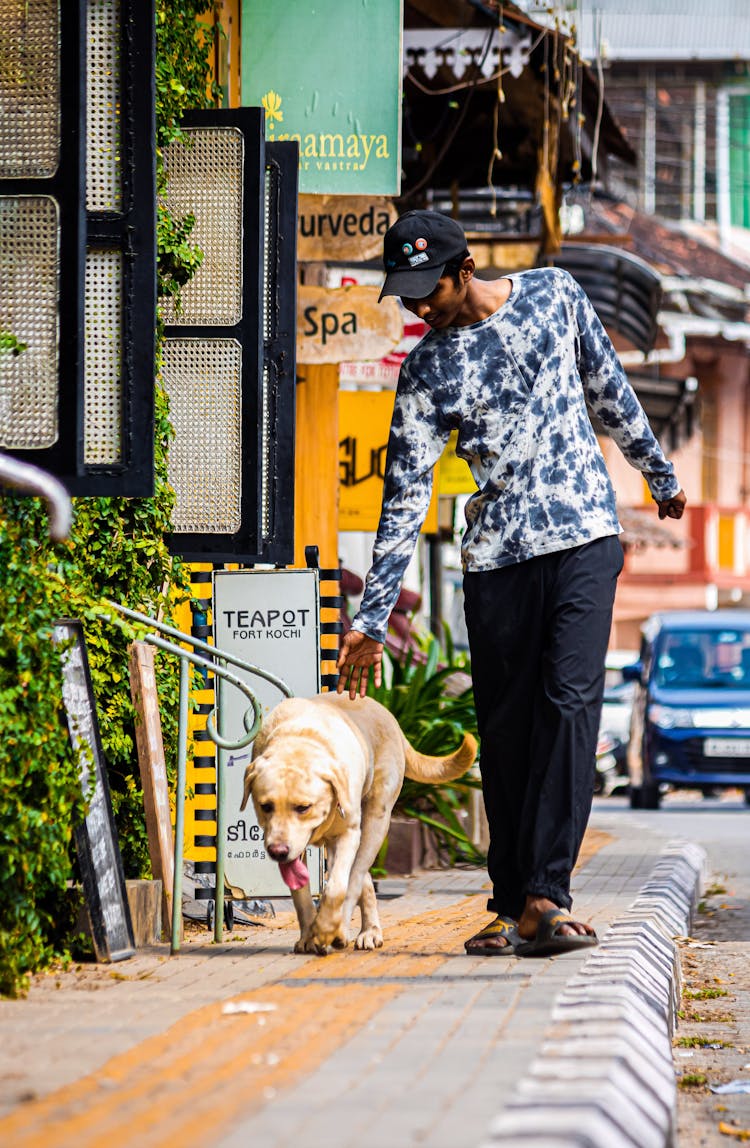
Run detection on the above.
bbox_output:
[438,430,476,496]
[298,285,402,365]
[339,390,438,533]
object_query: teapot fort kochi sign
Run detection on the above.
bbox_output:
[241,0,402,195]
[212,569,324,899]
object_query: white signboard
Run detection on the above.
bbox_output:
[213,569,324,897]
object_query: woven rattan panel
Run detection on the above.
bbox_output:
[84,249,122,464]
[162,339,242,533]
[0,0,60,179]
[0,196,59,448]
[161,128,244,326]
[86,0,121,212]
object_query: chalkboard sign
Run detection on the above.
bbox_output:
[54,620,136,962]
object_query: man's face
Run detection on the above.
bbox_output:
[400,265,470,329]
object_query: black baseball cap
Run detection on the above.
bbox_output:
[379,210,468,302]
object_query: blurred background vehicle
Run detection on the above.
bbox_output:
[625,611,750,809]
[596,649,638,793]
[595,728,624,795]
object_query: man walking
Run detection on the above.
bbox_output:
[337,210,685,956]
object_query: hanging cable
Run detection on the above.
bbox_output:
[590,7,606,192]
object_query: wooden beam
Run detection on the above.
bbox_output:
[128,641,178,941]
[294,364,340,571]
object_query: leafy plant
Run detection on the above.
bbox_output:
[0,3,219,997]
[157,205,203,304]
[368,634,486,868]
[0,498,85,997]
[155,1,219,314]
[0,328,27,356]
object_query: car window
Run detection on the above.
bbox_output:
[654,629,750,689]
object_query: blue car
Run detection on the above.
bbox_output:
[624,610,750,809]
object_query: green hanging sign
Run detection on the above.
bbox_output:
[241,0,403,195]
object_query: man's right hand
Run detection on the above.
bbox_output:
[336,629,384,699]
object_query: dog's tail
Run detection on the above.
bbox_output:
[403,731,477,784]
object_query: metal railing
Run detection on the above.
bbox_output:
[1,458,293,952]
[103,601,293,952]
[0,452,72,540]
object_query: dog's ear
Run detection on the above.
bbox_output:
[240,760,257,812]
[324,761,354,823]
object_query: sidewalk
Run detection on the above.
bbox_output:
[0,810,695,1148]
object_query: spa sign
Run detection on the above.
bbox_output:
[241,0,403,194]
[297,285,402,364]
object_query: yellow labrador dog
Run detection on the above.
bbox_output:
[240,692,476,955]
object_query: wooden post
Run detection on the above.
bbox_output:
[128,641,178,940]
[295,362,341,685]
[294,363,340,571]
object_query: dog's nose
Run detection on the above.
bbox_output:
[267,843,290,862]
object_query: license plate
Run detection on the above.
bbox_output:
[704,737,750,758]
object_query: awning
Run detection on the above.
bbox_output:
[551,244,662,354]
[623,373,699,443]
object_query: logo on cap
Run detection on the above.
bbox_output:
[401,243,413,255]
[415,237,427,251]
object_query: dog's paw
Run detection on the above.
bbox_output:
[354,926,383,951]
[309,918,344,954]
[294,935,329,955]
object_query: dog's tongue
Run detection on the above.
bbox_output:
[278,856,310,890]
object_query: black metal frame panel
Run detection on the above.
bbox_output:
[76,0,157,496]
[2,0,156,496]
[164,107,264,560]
[260,140,298,564]
[165,112,298,564]
[1,0,86,479]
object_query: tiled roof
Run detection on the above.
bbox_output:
[585,198,750,295]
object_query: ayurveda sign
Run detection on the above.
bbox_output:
[241,0,403,194]
[298,195,397,262]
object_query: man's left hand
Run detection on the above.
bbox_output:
[657,489,687,520]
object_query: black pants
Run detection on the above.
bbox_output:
[463,535,624,918]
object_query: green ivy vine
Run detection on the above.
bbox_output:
[0,2,220,997]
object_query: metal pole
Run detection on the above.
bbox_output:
[171,657,189,954]
[716,86,731,253]
[643,69,656,215]
[693,79,706,223]
[214,670,227,943]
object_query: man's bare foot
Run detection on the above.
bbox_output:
[463,914,519,955]
[517,896,595,942]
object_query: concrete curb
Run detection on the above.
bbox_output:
[479,839,709,1148]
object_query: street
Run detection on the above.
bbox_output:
[0,790,741,1147]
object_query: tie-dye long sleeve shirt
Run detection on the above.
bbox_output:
[352,267,680,643]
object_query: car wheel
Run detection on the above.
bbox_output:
[630,783,661,810]
[641,782,661,810]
